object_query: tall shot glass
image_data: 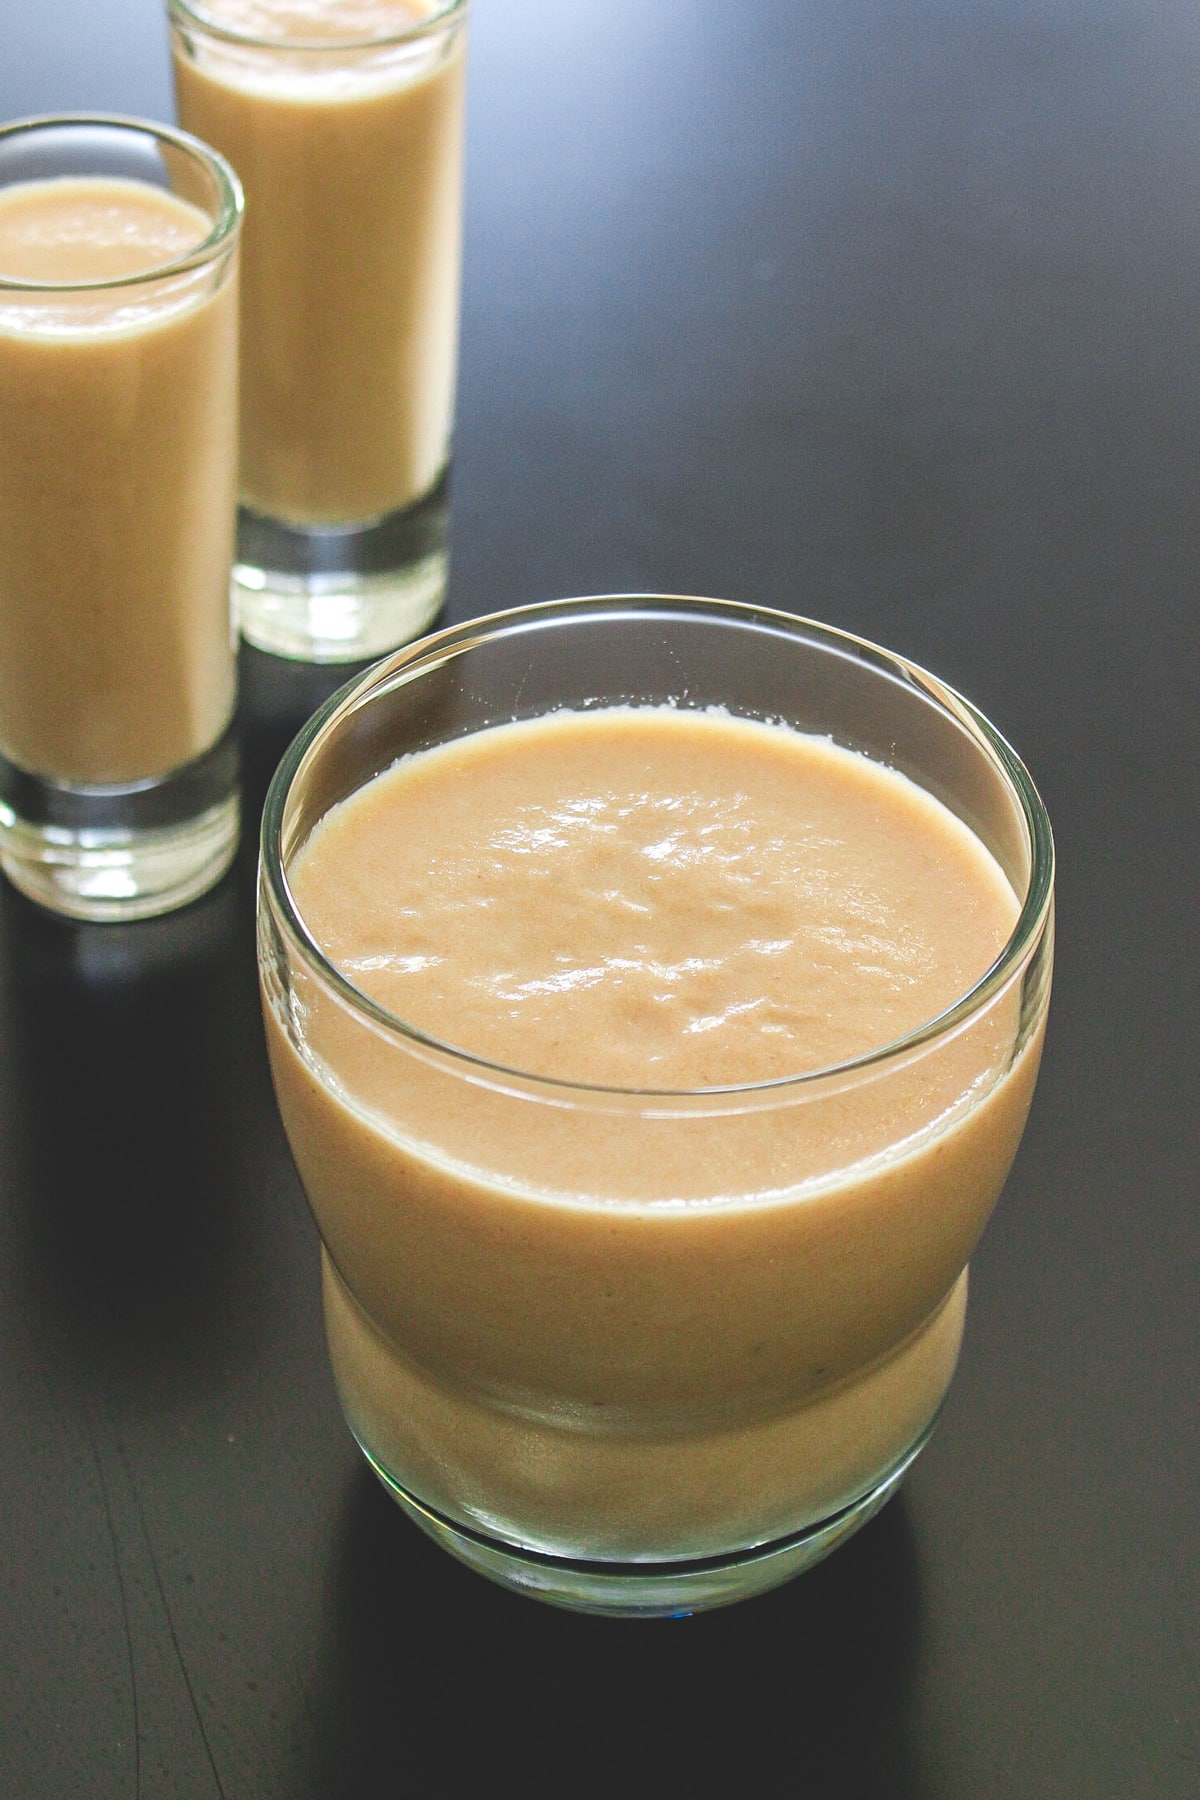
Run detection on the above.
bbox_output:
[0,116,242,923]
[169,0,470,663]
[257,596,1055,1616]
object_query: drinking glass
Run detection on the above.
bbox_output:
[257,595,1055,1615]
[169,0,469,663]
[0,115,242,922]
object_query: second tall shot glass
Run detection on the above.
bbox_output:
[168,0,470,664]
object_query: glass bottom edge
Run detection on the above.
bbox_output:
[0,791,239,922]
[233,484,450,663]
[359,1424,936,1618]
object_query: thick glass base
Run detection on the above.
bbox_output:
[360,1424,935,1618]
[233,476,450,664]
[0,730,239,922]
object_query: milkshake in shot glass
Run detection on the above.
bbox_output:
[257,596,1055,1617]
[0,116,242,923]
[168,0,469,663]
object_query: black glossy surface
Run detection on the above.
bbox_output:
[1,4,1197,1794]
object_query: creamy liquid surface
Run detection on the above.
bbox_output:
[0,178,209,285]
[291,706,1019,1089]
[271,705,1045,1556]
[173,0,465,525]
[189,0,442,35]
[0,177,238,784]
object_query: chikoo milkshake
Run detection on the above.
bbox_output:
[0,177,237,783]
[258,604,1054,1614]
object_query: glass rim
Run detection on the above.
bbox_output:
[167,0,469,52]
[0,113,243,294]
[260,593,1056,1101]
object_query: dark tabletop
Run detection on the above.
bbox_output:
[1,3,1198,1795]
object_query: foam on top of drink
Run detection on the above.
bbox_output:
[0,178,214,336]
[188,0,445,44]
[290,705,1019,1089]
[181,0,456,102]
[0,178,208,282]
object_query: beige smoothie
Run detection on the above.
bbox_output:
[265,706,1047,1559]
[171,0,467,526]
[0,176,238,786]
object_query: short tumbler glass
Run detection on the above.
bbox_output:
[0,115,242,922]
[257,595,1055,1616]
[169,0,470,663]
